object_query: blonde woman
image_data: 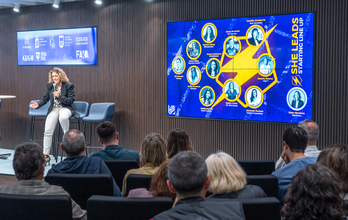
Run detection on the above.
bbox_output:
[122,133,167,196]
[29,67,75,165]
[206,152,266,199]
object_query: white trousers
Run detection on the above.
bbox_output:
[43,107,72,155]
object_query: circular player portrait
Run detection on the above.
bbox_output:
[187,66,201,85]
[206,59,220,78]
[224,81,240,101]
[186,40,201,60]
[258,55,274,76]
[201,23,217,43]
[247,26,264,46]
[200,87,215,106]
[225,37,240,57]
[246,87,263,108]
[287,87,307,111]
[172,56,185,74]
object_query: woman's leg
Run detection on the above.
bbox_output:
[58,108,72,134]
[43,108,60,155]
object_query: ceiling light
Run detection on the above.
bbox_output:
[53,0,60,8]
[95,0,102,5]
[13,3,20,12]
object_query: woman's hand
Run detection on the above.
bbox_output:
[29,102,39,109]
[53,91,60,98]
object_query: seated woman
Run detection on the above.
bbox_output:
[206,152,266,199]
[122,133,167,196]
[167,128,193,159]
[316,144,348,200]
[149,159,175,199]
[281,164,346,220]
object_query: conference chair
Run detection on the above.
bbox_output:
[82,102,115,155]
[45,173,114,209]
[28,100,50,142]
[237,160,275,175]
[87,195,173,220]
[126,174,153,197]
[0,193,72,220]
[246,175,278,198]
[207,197,281,220]
[104,160,139,191]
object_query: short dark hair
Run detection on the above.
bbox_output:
[97,121,117,144]
[167,129,193,158]
[298,119,319,142]
[62,129,85,156]
[168,151,207,197]
[13,142,45,180]
[283,126,308,153]
[281,164,345,220]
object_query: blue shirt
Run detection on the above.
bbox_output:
[272,156,317,201]
[48,156,121,197]
[89,145,140,166]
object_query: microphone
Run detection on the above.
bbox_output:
[53,83,57,91]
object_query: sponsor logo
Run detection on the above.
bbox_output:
[22,55,34,61]
[59,35,64,48]
[76,37,88,42]
[24,36,29,44]
[36,52,40,61]
[76,50,89,59]
[35,36,39,48]
[168,105,176,115]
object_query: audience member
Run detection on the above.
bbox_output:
[167,128,193,158]
[317,144,348,200]
[48,129,121,196]
[275,119,320,170]
[271,126,317,201]
[122,133,167,196]
[281,164,346,220]
[0,142,86,220]
[153,151,246,220]
[89,121,139,165]
[206,152,266,199]
[149,159,175,199]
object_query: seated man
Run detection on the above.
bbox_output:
[0,142,86,220]
[153,151,246,220]
[48,129,121,196]
[89,121,139,165]
[272,126,317,201]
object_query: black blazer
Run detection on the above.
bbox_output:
[37,82,75,116]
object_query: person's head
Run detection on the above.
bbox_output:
[191,68,197,78]
[191,42,197,49]
[211,60,217,70]
[251,89,257,98]
[283,126,308,153]
[149,159,175,199]
[167,128,193,158]
[204,89,212,99]
[228,39,234,48]
[206,152,246,194]
[48,67,69,84]
[293,91,301,101]
[298,119,319,145]
[61,129,86,156]
[167,151,209,198]
[175,58,181,69]
[140,133,167,167]
[229,81,234,89]
[207,26,212,34]
[263,57,268,65]
[252,28,259,38]
[281,164,345,220]
[96,121,118,146]
[317,144,348,193]
[13,142,45,180]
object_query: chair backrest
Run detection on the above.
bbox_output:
[85,102,115,121]
[0,193,72,220]
[246,175,278,198]
[28,100,51,117]
[72,101,89,118]
[237,160,275,175]
[87,195,173,220]
[126,174,153,196]
[104,160,139,190]
[207,197,281,220]
[45,173,114,209]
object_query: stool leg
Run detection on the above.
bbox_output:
[88,122,92,156]
[77,119,80,131]
[30,117,35,142]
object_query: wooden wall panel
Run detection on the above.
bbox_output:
[0,0,347,161]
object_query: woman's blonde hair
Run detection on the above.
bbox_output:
[140,133,167,167]
[205,152,246,194]
[48,67,69,84]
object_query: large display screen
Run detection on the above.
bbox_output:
[167,13,314,123]
[17,27,97,65]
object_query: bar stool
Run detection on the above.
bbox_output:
[28,100,50,142]
[82,103,115,156]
